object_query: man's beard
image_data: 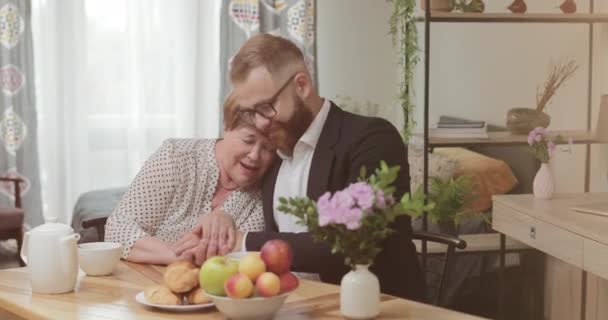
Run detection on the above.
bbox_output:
[269,94,314,156]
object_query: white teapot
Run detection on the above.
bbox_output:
[20,217,81,294]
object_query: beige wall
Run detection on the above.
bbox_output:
[317,0,608,192]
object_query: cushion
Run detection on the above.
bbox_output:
[434,148,518,212]
[408,145,459,193]
[71,187,128,243]
[0,207,24,231]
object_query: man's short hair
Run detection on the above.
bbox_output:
[230,33,305,83]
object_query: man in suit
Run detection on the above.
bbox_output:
[230,34,424,301]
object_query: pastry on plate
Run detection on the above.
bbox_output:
[163,261,199,293]
[144,285,182,305]
[186,286,210,305]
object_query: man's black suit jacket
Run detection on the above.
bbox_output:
[245,102,424,301]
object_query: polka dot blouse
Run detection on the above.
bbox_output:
[105,138,265,259]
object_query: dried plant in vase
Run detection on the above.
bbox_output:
[535,58,578,113]
[506,58,579,135]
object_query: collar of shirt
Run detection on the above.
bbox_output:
[277,98,331,160]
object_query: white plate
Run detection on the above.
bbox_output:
[135,292,214,312]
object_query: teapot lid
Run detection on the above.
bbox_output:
[30,216,74,234]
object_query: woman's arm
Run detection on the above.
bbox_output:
[105,139,179,263]
[128,236,179,265]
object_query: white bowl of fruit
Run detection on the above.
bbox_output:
[200,240,299,320]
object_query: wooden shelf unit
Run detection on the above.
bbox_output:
[416,12,608,24]
[416,130,601,148]
[416,2,607,318]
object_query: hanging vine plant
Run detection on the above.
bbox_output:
[388,0,419,142]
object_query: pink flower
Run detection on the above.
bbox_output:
[317,190,364,230]
[345,208,363,230]
[333,190,355,210]
[317,192,333,227]
[375,190,387,209]
[347,182,375,210]
[527,134,535,146]
[528,127,547,145]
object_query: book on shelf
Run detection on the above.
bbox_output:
[431,119,489,139]
[438,115,485,128]
[429,130,489,139]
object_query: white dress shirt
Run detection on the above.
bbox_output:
[272,98,330,232]
[241,99,331,267]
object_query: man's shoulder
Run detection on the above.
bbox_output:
[329,102,401,142]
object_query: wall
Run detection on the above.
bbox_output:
[317,0,403,131]
[317,0,608,193]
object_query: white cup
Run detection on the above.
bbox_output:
[78,242,122,276]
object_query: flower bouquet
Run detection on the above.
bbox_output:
[277,161,431,318]
[527,127,568,199]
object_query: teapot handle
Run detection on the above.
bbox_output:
[60,233,80,272]
[20,231,30,265]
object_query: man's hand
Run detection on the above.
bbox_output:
[191,208,237,265]
[170,232,200,257]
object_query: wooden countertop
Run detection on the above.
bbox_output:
[493,193,608,246]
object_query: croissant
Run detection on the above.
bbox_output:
[163,261,200,293]
[186,286,211,305]
[144,285,183,305]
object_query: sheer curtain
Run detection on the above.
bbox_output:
[32,0,221,223]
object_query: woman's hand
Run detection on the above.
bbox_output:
[190,209,236,265]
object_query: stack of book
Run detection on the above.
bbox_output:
[430,116,489,139]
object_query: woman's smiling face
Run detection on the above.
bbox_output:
[220,126,276,187]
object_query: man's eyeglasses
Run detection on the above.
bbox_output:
[237,74,297,125]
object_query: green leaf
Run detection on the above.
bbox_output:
[359,166,367,179]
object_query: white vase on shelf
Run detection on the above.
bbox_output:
[533,163,555,199]
[340,264,380,319]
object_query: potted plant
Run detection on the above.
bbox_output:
[409,175,478,235]
[527,127,565,199]
[420,0,453,12]
[278,162,432,319]
[506,58,578,134]
[388,0,419,141]
[452,0,485,13]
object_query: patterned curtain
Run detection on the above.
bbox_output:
[220,0,317,119]
[0,0,42,227]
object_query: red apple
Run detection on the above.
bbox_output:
[224,273,254,299]
[279,272,299,293]
[260,240,293,274]
[255,272,280,297]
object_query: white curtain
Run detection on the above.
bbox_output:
[32,0,221,223]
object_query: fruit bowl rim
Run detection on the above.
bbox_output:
[203,289,294,302]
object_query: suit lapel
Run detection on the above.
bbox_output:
[262,160,281,231]
[307,103,342,200]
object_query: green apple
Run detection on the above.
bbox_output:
[199,256,239,296]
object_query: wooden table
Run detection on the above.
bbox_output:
[0,261,486,319]
[493,193,608,320]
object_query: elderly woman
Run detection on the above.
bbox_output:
[105,95,275,265]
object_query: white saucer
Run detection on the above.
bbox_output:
[135,291,214,312]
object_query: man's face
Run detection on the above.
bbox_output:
[232,67,313,155]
